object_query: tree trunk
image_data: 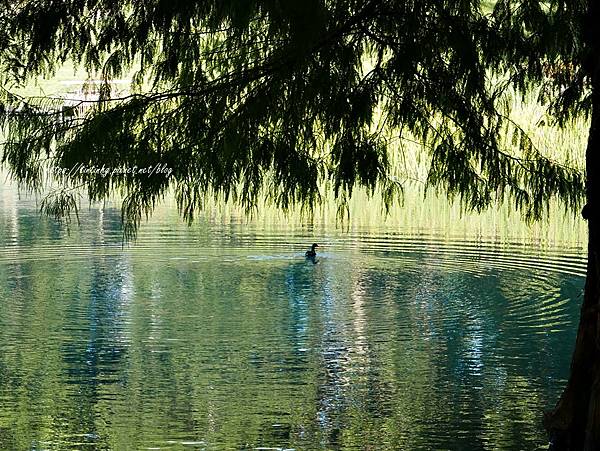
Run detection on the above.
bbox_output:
[544,2,600,448]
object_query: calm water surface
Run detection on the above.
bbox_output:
[0,187,586,450]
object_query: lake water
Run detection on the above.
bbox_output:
[0,185,587,450]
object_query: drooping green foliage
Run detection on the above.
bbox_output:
[0,0,590,237]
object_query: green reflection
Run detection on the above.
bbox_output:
[0,184,585,450]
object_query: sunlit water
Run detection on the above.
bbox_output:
[0,185,587,451]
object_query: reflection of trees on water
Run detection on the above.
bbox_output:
[0,198,586,451]
[314,270,350,446]
[284,262,311,355]
[0,250,133,449]
[60,256,132,447]
[283,259,351,445]
[281,251,583,450]
[283,258,398,447]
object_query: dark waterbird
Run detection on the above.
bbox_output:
[305,243,319,258]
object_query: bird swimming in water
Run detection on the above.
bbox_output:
[305,243,319,257]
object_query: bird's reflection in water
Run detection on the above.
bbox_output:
[306,255,318,264]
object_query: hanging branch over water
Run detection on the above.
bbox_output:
[0,0,588,240]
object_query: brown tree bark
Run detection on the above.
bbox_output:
[544,2,600,449]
